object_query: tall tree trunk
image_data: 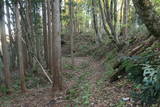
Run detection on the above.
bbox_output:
[15,2,27,93]
[26,0,34,69]
[47,0,52,70]
[42,0,48,68]
[74,4,78,33]
[51,0,63,91]
[98,0,110,36]
[69,0,74,65]
[132,0,160,37]
[92,0,101,45]
[110,0,114,21]
[6,0,13,45]
[6,0,16,71]
[0,0,12,93]
[123,0,129,39]
[29,0,37,69]
[113,0,117,32]
[103,0,119,44]
[120,0,124,29]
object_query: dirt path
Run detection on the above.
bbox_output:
[0,57,132,107]
[63,57,132,107]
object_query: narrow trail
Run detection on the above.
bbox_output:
[63,57,132,106]
[0,57,132,107]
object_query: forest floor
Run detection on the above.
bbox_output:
[0,57,134,107]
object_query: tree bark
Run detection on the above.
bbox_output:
[51,0,63,91]
[0,0,12,93]
[92,0,102,45]
[98,0,110,36]
[113,0,117,32]
[132,0,160,37]
[69,0,74,65]
[42,0,48,68]
[26,0,35,69]
[102,0,119,44]
[15,2,27,93]
[47,0,52,70]
[6,0,13,44]
[6,0,16,70]
[120,0,124,29]
[123,0,129,39]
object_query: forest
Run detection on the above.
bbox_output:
[0,0,160,106]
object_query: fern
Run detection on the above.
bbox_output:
[122,54,160,105]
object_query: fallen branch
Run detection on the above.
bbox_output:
[128,36,156,56]
[33,56,53,84]
[21,37,53,84]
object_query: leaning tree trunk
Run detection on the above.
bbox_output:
[132,0,160,37]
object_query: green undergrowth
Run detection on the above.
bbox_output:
[64,60,93,106]
[66,82,92,106]
[0,70,50,105]
[91,44,114,60]
[26,73,49,89]
[0,85,9,95]
[0,90,26,106]
[121,44,160,106]
[100,49,118,78]
[113,100,126,107]
[62,32,96,56]
[90,40,160,106]
[90,43,118,78]
[63,61,91,80]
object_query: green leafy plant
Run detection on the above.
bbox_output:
[135,64,160,105]
[114,100,125,107]
[63,63,76,70]
[122,57,144,84]
[0,85,8,94]
[122,53,160,105]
